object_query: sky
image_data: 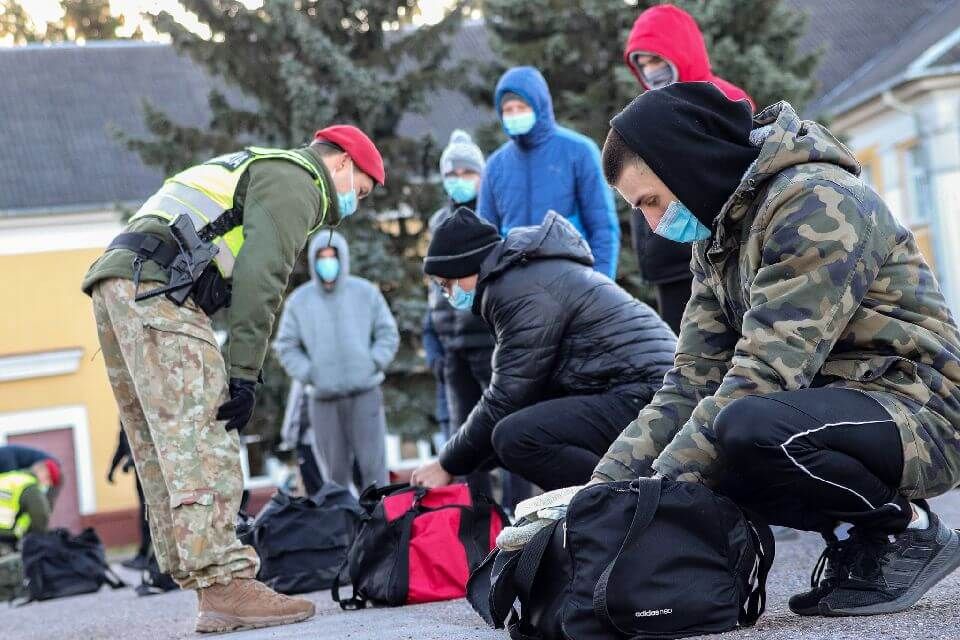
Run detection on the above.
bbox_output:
[10,0,455,41]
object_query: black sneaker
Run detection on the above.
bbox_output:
[788,536,855,616]
[819,511,960,616]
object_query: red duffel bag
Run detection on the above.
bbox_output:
[332,482,508,608]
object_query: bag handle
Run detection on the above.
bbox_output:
[513,519,560,608]
[358,482,410,511]
[739,516,775,627]
[102,567,126,590]
[507,609,546,640]
[593,477,662,625]
[331,556,367,610]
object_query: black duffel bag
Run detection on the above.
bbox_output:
[245,484,363,595]
[468,478,774,640]
[21,528,125,602]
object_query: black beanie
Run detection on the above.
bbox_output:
[424,207,501,279]
[610,82,759,228]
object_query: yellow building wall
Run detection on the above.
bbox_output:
[912,224,937,270]
[0,247,134,513]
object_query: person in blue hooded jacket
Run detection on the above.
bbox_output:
[478,66,620,279]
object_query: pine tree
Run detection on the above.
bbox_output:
[46,0,125,41]
[0,0,40,44]
[477,0,820,294]
[121,0,469,445]
[480,0,819,141]
[2,0,136,44]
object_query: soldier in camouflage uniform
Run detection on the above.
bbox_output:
[598,83,960,618]
[84,126,385,633]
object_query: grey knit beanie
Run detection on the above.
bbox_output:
[439,129,485,176]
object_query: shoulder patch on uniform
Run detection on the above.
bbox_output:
[206,149,254,171]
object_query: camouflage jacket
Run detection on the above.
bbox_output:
[594,101,960,498]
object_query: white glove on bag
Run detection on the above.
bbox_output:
[496,485,583,551]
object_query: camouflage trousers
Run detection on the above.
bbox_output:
[91,278,259,590]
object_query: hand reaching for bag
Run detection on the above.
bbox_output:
[411,460,453,488]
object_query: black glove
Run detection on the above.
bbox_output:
[217,377,258,432]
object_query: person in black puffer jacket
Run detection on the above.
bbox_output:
[411,209,677,491]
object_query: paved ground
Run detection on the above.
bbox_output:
[9,493,960,640]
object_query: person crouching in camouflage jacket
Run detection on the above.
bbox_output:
[597,83,960,618]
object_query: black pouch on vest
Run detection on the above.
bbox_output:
[190,264,232,315]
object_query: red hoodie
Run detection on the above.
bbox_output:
[624,4,755,111]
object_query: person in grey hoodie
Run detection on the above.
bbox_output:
[274,231,399,491]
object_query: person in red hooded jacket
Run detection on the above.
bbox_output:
[623,3,754,334]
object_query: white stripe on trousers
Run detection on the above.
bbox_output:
[779,419,903,512]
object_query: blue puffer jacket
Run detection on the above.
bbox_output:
[477,66,620,278]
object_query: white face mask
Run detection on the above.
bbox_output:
[630,52,677,89]
[643,64,676,89]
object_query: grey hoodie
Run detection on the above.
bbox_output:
[273,231,400,400]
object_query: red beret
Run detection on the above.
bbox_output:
[313,125,385,186]
[44,459,62,487]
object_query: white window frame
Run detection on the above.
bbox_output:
[238,433,275,489]
[0,405,96,515]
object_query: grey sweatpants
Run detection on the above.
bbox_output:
[309,386,388,491]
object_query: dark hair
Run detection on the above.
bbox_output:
[601,127,647,184]
[310,139,346,157]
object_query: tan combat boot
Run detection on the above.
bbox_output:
[195,577,316,633]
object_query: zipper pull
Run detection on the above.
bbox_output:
[562,521,567,548]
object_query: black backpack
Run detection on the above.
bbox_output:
[468,478,774,640]
[21,528,125,602]
[244,484,363,595]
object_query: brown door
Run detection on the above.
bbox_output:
[8,428,81,532]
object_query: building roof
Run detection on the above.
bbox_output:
[0,27,492,216]
[790,0,960,117]
[0,41,251,216]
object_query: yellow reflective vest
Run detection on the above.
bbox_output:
[129,147,330,278]
[0,471,38,539]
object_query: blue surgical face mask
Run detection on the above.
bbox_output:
[446,280,475,310]
[315,256,340,283]
[652,201,712,243]
[503,111,536,136]
[336,161,358,218]
[443,177,478,204]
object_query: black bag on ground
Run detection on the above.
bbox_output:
[246,484,363,595]
[135,550,178,596]
[468,478,774,640]
[21,528,125,602]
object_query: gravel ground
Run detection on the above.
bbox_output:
[8,493,960,640]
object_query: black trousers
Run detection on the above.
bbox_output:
[716,388,911,535]
[655,277,693,335]
[444,347,495,432]
[297,443,324,496]
[492,391,646,491]
[443,347,495,498]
